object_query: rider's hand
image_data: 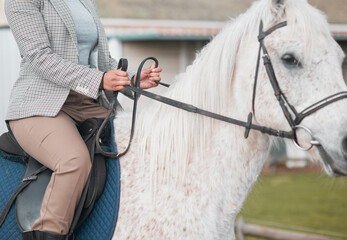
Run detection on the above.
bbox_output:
[101,69,130,91]
[134,63,163,89]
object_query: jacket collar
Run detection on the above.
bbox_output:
[49,0,102,45]
[49,0,108,67]
[49,0,78,47]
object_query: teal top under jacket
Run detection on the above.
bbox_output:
[62,0,98,68]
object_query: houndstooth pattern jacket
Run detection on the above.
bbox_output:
[4,0,129,120]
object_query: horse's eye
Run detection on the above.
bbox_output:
[281,54,300,67]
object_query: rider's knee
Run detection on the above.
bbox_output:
[56,149,91,182]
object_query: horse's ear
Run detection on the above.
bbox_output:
[270,0,287,16]
[272,0,286,6]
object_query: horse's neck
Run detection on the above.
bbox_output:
[114,33,271,223]
[116,40,269,187]
[114,72,271,240]
[114,94,271,196]
[205,117,271,193]
[115,110,270,239]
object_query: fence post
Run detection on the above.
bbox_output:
[235,218,245,240]
[234,219,343,240]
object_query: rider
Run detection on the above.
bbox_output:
[4,0,162,238]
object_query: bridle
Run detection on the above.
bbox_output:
[96,20,347,158]
[253,20,347,150]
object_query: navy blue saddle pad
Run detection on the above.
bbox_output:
[0,116,120,240]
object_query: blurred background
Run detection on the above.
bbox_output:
[1,0,347,239]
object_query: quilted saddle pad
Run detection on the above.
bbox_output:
[0,116,120,240]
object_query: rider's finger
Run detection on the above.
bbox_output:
[151,67,162,73]
[149,72,161,77]
[113,86,126,91]
[149,76,161,81]
[113,80,130,87]
[115,70,129,77]
[111,77,129,83]
[149,62,156,70]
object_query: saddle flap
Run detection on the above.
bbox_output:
[78,118,104,142]
[15,158,52,231]
[85,154,106,208]
[12,118,109,233]
[0,116,120,239]
[0,132,27,158]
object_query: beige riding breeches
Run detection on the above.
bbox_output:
[9,91,109,235]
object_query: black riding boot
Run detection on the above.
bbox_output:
[22,230,68,240]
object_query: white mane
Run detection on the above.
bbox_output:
[134,0,332,188]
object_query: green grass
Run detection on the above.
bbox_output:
[237,172,347,240]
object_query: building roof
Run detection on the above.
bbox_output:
[1,0,346,26]
[103,18,224,41]
[330,24,347,41]
[96,0,347,24]
[103,18,347,42]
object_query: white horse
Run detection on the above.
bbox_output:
[112,0,347,239]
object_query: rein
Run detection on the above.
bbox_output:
[96,20,347,158]
[96,56,294,159]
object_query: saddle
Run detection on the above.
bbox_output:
[0,118,110,239]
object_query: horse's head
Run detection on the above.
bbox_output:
[252,0,347,176]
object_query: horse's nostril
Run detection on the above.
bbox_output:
[342,136,347,154]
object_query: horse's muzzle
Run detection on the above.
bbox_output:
[342,136,347,156]
[318,145,347,177]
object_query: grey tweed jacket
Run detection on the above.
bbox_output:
[5,0,128,120]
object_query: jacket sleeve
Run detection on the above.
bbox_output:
[5,0,104,99]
